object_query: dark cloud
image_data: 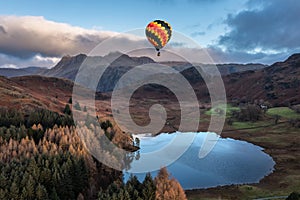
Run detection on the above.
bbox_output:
[0,25,6,34]
[219,0,300,52]
[205,45,300,64]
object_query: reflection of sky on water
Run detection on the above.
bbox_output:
[125,132,275,189]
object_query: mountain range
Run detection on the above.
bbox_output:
[0,66,47,78]
[0,53,267,92]
[0,52,299,113]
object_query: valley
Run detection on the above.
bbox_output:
[0,53,299,199]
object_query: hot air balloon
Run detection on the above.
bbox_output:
[145,20,172,56]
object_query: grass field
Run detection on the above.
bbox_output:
[231,121,270,130]
[205,103,240,116]
[266,107,300,119]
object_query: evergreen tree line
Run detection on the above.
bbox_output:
[0,125,125,199]
[98,167,187,200]
[0,153,88,200]
[0,108,74,129]
[0,124,44,144]
[0,106,188,199]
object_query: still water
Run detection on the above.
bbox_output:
[124,132,275,189]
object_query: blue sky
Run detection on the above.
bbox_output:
[0,0,300,68]
[0,0,247,46]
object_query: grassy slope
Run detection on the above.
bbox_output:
[204,103,240,116]
[187,106,300,199]
[266,107,300,119]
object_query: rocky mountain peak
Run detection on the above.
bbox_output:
[285,53,300,65]
[57,54,87,68]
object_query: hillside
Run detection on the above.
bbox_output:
[41,54,266,92]
[0,66,46,77]
[126,53,300,107]
[41,54,87,79]
[0,53,298,113]
[1,53,267,93]
[224,54,300,106]
[40,53,156,92]
[0,75,73,113]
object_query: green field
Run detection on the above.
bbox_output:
[266,107,300,119]
[205,103,240,116]
[231,121,270,130]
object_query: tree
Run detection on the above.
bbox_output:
[49,188,60,200]
[274,114,280,125]
[155,167,187,200]
[227,118,233,126]
[63,104,72,115]
[10,181,20,199]
[100,120,113,132]
[36,183,49,200]
[77,193,84,200]
[287,192,300,200]
[135,137,140,147]
[83,106,88,112]
[234,104,262,122]
[0,189,7,200]
[26,175,35,199]
[74,102,81,111]
[126,174,142,195]
[142,173,156,200]
[20,187,28,200]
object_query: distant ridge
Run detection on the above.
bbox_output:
[0,53,298,112]
[223,53,300,106]
[0,53,267,81]
[0,66,47,77]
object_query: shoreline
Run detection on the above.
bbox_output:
[184,120,300,199]
[132,131,276,192]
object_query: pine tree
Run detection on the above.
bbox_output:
[9,181,20,199]
[36,183,49,200]
[77,193,85,200]
[100,120,113,132]
[287,192,300,200]
[142,173,156,200]
[126,174,142,194]
[83,106,88,112]
[0,189,7,200]
[63,104,72,115]
[135,137,140,147]
[20,187,28,200]
[26,175,35,199]
[49,187,60,200]
[74,102,81,111]
[123,190,131,200]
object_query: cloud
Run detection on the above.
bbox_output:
[0,25,6,34]
[0,53,60,69]
[1,8,297,69]
[191,31,206,37]
[218,0,300,53]
[0,15,136,59]
[169,42,187,47]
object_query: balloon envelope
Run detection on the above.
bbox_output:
[145,20,172,52]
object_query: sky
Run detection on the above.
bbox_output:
[0,0,300,68]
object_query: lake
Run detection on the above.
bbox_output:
[124,132,275,189]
